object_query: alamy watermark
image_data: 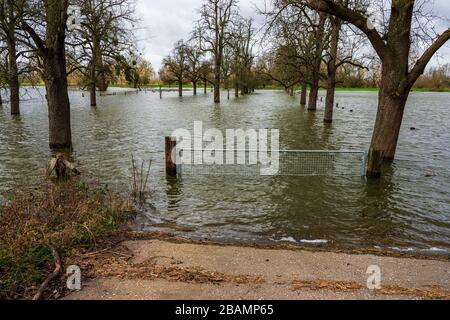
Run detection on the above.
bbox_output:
[66,265,82,291]
[366,265,382,290]
[171,121,280,176]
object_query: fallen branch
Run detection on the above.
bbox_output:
[32,246,62,300]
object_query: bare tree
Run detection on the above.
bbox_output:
[0,0,21,114]
[163,40,188,97]
[21,0,72,149]
[195,0,238,103]
[68,0,137,106]
[323,7,367,123]
[199,60,212,94]
[185,40,204,95]
[296,0,450,169]
[261,2,327,106]
[257,48,302,94]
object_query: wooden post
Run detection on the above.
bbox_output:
[165,136,177,176]
[366,148,383,178]
[159,86,162,99]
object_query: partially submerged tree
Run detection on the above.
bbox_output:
[68,0,137,106]
[323,7,367,123]
[199,60,212,94]
[21,0,72,149]
[185,40,204,95]
[296,0,450,166]
[195,0,238,103]
[261,2,326,106]
[163,40,188,97]
[0,0,21,114]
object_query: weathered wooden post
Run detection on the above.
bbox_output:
[159,86,162,99]
[366,148,383,178]
[165,136,177,176]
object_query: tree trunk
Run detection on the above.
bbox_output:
[6,0,20,116]
[234,81,239,97]
[324,18,341,123]
[370,86,408,160]
[308,12,326,111]
[90,62,97,106]
[213,66,220,103]
[178,80,183,97]
[324,76,336,123]
[96,56,108,92]
[308,76,319,111]
[204,78,207,94]
[300,83,307,106]
[193,81,197,95]
[44,55,72,149]
[8,37,20,115]
[90,82,97,107]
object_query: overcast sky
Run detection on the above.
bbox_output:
[135,0,450,71]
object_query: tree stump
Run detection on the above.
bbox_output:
[47,153,80,180]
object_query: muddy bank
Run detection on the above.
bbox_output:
[65,235,450,300]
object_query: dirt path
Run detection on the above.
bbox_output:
[65,239,450,300]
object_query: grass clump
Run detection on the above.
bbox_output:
[0,179,134,299]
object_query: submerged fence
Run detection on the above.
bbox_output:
[175,148,367,177]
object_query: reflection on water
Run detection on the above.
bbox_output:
[1,87,450,255]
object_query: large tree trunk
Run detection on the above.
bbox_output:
[370,86,408,160]
[324,18,341,123]
[300,83,307,106]
[193,81,197,95]
[44,55,72,149]
[8,37,20,115]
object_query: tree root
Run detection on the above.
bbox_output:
[32,246,62,300]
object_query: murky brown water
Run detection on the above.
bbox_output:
[1,87,449,255]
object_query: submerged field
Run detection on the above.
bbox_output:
[1,88,449,255]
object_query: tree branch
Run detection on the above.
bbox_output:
[406,29,450,88]
[300,0,387,60]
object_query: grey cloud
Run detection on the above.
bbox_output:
[136,0,450,71]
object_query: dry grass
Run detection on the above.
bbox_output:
[0,179,134,299]
[292,279,363,292]
[291,279,450,300]
[70,246,264,286]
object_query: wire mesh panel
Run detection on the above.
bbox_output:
[177,149,367,177]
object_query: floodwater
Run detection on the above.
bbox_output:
[1,87,449,255]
